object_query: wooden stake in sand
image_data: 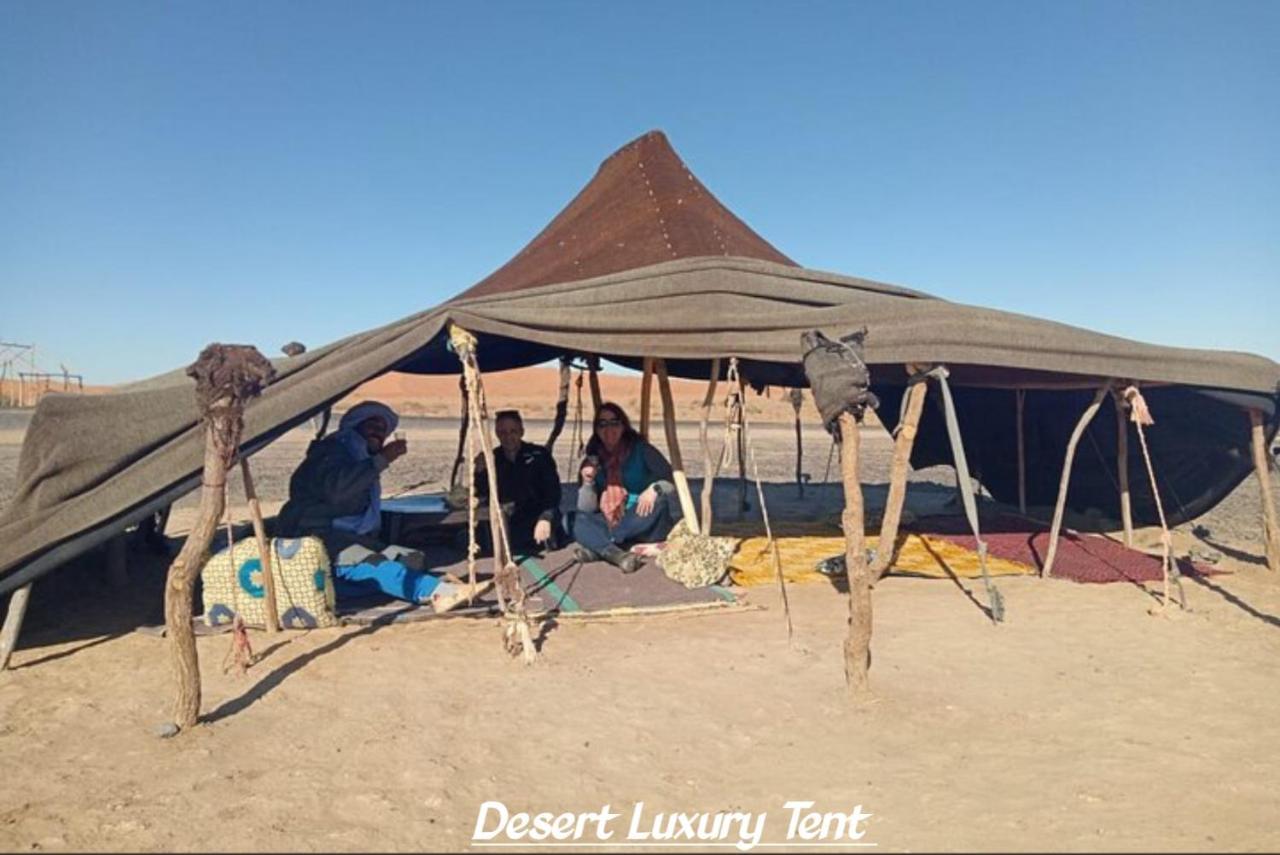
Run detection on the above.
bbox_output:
[699,358,721,535]
[240,458,280,634]
[1042,382,1112,578]
[838,411,871,697]
[0,583,33,671]
[1249,409,1280,572]
[165,344,275,731]
[872,369,929,581]
[654,358,701,535]
[1115,389,1134,548]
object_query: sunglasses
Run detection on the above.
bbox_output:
[596,419,622,428]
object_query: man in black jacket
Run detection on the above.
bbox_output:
[476,410,564,553]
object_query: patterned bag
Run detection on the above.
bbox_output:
[201,536,337,629]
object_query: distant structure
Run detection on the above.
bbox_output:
[0,341,85,408]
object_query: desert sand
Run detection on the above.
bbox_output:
[1,406,1278,852]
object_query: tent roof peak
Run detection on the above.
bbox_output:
[450,129,795,301]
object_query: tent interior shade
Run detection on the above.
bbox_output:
[1,130,1277,596]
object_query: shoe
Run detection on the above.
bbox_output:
[574,544,601,564]
[602,544,643,575]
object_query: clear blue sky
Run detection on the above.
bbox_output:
[2,0,1276,384]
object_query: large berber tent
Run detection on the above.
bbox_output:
[2,130,1278,599]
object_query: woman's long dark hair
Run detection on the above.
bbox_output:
[584,401,642,460]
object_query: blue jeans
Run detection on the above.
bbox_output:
[570,494,676,555]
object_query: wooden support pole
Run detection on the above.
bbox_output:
[872,376,929,580]
[1249,409,1279,572]
[736,386,749,518]
[166,418,231,729]
[0,583,33,670]
[1042,383,1111,578]
[106,534,130,588]
[838,412,871,697]
[654,358,701,535]
[545,357,571,453]
[789,388,804,499]
[1015,389,1027,515]
[587,356,603,414]
[699,358,721,536]
[1116,391,1134,547]
[639,357,655,441]
[240,458,280,634]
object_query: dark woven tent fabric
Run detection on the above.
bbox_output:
[2,131,1277,595]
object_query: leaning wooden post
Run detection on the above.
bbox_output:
[1249,409,1279,572]
[586,355,603,414]
[1015,389,1027,515]
[240,458,280,633]
[1115,389,1134,547]
[872,371,929,581]
[1042,382,1111,578]
[699,358,721,535]
[639,357,655,441]
[0,583,33,670]
[654,358,701,534]
[165,344,275,731]
[838,412,871,696]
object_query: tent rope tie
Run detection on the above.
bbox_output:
[928,366,1004,624]
[1122,385,1185,611]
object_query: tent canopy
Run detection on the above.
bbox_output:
[2,131,1277,595]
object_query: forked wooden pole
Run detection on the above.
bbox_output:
[240,458,280,633]
[838,412,871,697]
[0,583,33,671]
[1115,391,1134,547]
[639,357,655,441]
[872,375,929,581]
[1249,409,1279,572]
[699,358,721,535]
[654,358,701,534]
[1015,389,1027,515]
[1043,383,1111,578]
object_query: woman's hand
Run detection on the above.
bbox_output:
[534,519,552,544]
[580,463,598,484]
[636,486,659,517]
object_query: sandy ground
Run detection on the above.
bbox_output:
[2,419,1279,852]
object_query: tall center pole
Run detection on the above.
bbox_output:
[838,411,871,697]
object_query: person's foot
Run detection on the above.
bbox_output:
[602,544,643,575]
[427,578,494,613]
[574,544,601,564]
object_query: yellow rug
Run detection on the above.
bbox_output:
[722,523,1034,587]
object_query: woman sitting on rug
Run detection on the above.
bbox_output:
[571,402,678,574]
[277,400,491,611]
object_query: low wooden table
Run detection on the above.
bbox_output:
[380,493,501,549]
